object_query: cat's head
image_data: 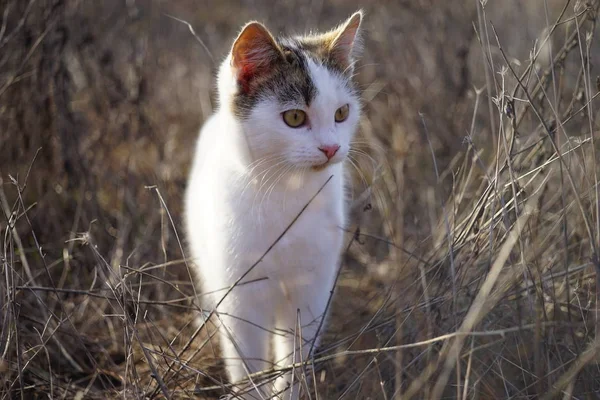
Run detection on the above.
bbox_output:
[218,11,363,171]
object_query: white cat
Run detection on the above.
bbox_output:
[185,11,363,399]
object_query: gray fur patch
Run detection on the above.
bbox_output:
[232,39,317,119]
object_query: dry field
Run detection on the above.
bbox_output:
[1,0,600,398]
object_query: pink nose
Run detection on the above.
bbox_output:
[318,145,340,160]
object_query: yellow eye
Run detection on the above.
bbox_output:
[335,104,349,122]
[282,109,307,128]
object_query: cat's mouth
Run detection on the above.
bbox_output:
[311,161,331,171]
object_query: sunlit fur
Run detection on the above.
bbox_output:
[185,11,363,399]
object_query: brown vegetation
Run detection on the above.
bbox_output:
[1,0,600,398]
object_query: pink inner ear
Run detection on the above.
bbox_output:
[330,13,361,69]
[232,23,280,93]
[336,25,358,51]
[236,49,272,93]
[238,61,258,92]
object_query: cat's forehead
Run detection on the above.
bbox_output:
[232,36,355,119]
[279,35,348,75]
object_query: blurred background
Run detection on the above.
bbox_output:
[1,0,600,398]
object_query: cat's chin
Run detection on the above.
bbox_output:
[311,161,336,172]
[310,156,346,171]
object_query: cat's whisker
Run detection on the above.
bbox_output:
[349,148,378,168]
[254,159,289,190]
[245,160,284,215]
[263,164,296,208]
[347,155,387,221]
[342,59,358,76]
[235,154,280,184]
[347,155,369,190]
[247,154,286,172]
[254,162,292,211]
[350,140,386,153]
[266,166,291,204]
[245,156,287,182]
[349,142,390,174]
[352,62,381,71]
[239,156,288,198]
[251,168,278,215]
[258,165,286,212]
[349,150,385,187]
[256,160,289,193]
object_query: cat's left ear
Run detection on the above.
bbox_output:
[328,10,363,73]
[231,21,283,92]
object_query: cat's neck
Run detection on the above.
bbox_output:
[216,55,237,112]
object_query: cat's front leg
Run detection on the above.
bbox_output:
[271,305,326,399]
[216,291,275,399]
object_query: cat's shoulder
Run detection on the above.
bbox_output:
[200,110,223,133]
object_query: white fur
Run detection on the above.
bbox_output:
[185,51,360,399]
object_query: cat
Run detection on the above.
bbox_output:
[185,10,363,399]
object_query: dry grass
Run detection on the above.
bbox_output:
[1,0,600,398]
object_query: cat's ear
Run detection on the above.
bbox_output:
[327,11,363,73]
[231,22,283,92]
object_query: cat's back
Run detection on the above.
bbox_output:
[189,111,227,176]
[186,110,246,197]
[185,111,240,258]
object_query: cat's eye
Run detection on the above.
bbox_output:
[335,104,349,123]
[282,109,307,128]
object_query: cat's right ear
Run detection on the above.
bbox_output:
[327,11,363,74]
[231,22,283,93]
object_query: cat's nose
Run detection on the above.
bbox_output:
[318,145,340,160]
